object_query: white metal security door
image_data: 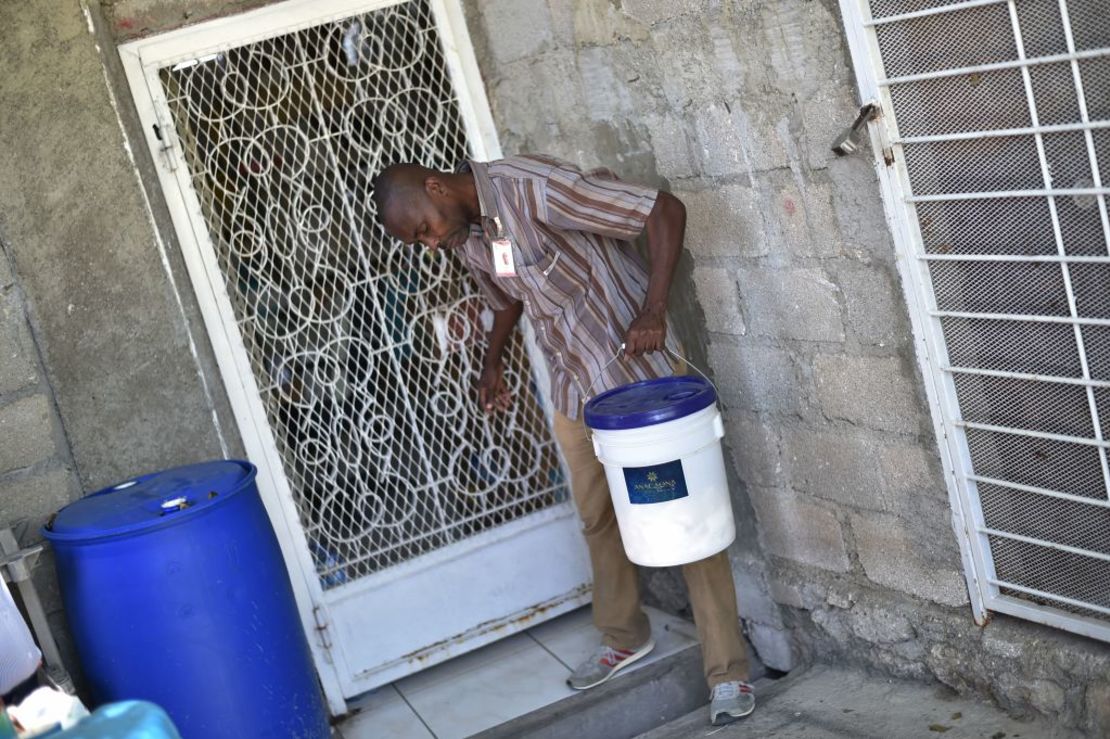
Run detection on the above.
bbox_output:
[840,0,1110,642]
[119,0,591,711]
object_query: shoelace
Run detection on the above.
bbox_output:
[594,645,635,667]
[712,681,754,699]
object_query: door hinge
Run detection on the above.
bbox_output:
[313,605,335,661]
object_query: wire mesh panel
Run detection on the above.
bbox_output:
[864,0,1110,631]
[155,0,565,588]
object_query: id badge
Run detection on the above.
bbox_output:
[492,238,516,277]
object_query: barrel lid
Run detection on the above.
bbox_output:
[584,376,716,431]
[44,460,257,542]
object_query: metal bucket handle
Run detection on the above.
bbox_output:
[582,342,718,406]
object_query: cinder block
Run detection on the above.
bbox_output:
[0,248,12,288]
[480,0,553,64]
[850,512,970,607]
[707,23,745,97]
[693,268,744,335]
[655,20,726,109]
[755,0,853,108]
[781,426,889,511]
[729,562,783,627]
[490,49,584,137]
[723,413,782,488]
[677,185,770,259]
[621,0,706,25]
[828,157,892,256]
[767,577,810,609]
[546,0,574,45]
[738,268,844,343]
[879,442,945,512]
[782,427,948,522]
[762,171,842,258]
[0,297,39,396]
[756,2,815,97]
[578,46,633,121]
[813,353,921,434]
[0,466,76,532]
[709,342,800,414]
[836,265,907,347]
[800,86,860,172]
[747,621,794,672]
[692,103,752,178]
[532,49,586,119]
[571,1,649,45]
[1086,683,1110,736]
[749,486,850,572]
[0,394,56,474]
[645,114,697,179]
[848,606,915,644]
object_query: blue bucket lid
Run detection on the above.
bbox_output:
[584,376,716,431]
[43,460,257,542]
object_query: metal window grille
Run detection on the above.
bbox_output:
[858,0,1110,635]
[156,0,566,588]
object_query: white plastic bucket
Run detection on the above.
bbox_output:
[585,374,736,567]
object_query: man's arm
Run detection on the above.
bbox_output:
[624,191,686,356]
[478,300,524,412]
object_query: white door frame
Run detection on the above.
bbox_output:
[838,0,1110,643]
[118,0,589,714]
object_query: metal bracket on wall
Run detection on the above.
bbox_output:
[831,102,880,156]
[0,528,76,695]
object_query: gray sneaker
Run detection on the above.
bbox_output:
[566,639,655,690]
[709,680,755,725]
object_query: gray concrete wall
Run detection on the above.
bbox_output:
[0,0,243,679]
[459,0,1110,734]
[0,1,240,492]
[0,237,83,677]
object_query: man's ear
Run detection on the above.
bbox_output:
[424,175,447,198]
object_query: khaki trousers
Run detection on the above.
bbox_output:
[551,411,750,688]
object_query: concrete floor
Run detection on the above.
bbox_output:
[640,664,1086,739]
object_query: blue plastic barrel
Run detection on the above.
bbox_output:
[43,461,329,739]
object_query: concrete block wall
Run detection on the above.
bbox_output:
[0,1,238,493]
[0,236,83,676]
[461,0,1110,732]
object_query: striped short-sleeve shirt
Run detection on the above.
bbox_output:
[458,155,678,420]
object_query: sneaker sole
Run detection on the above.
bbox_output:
[566,639,656,691]
[710,704,755,726]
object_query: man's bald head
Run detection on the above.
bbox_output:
[371,163,435,227]
[370,162,478,251]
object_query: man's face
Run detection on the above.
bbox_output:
[381,179,470,252]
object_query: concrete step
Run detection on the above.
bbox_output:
[466,607,770,739]
[636,664,1086,739]
[472,642,708,739]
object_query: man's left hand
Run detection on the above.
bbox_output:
[624,307,666,357]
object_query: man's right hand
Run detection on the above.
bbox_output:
[477,360,512,413]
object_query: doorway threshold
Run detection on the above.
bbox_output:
[338,606,699,739]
